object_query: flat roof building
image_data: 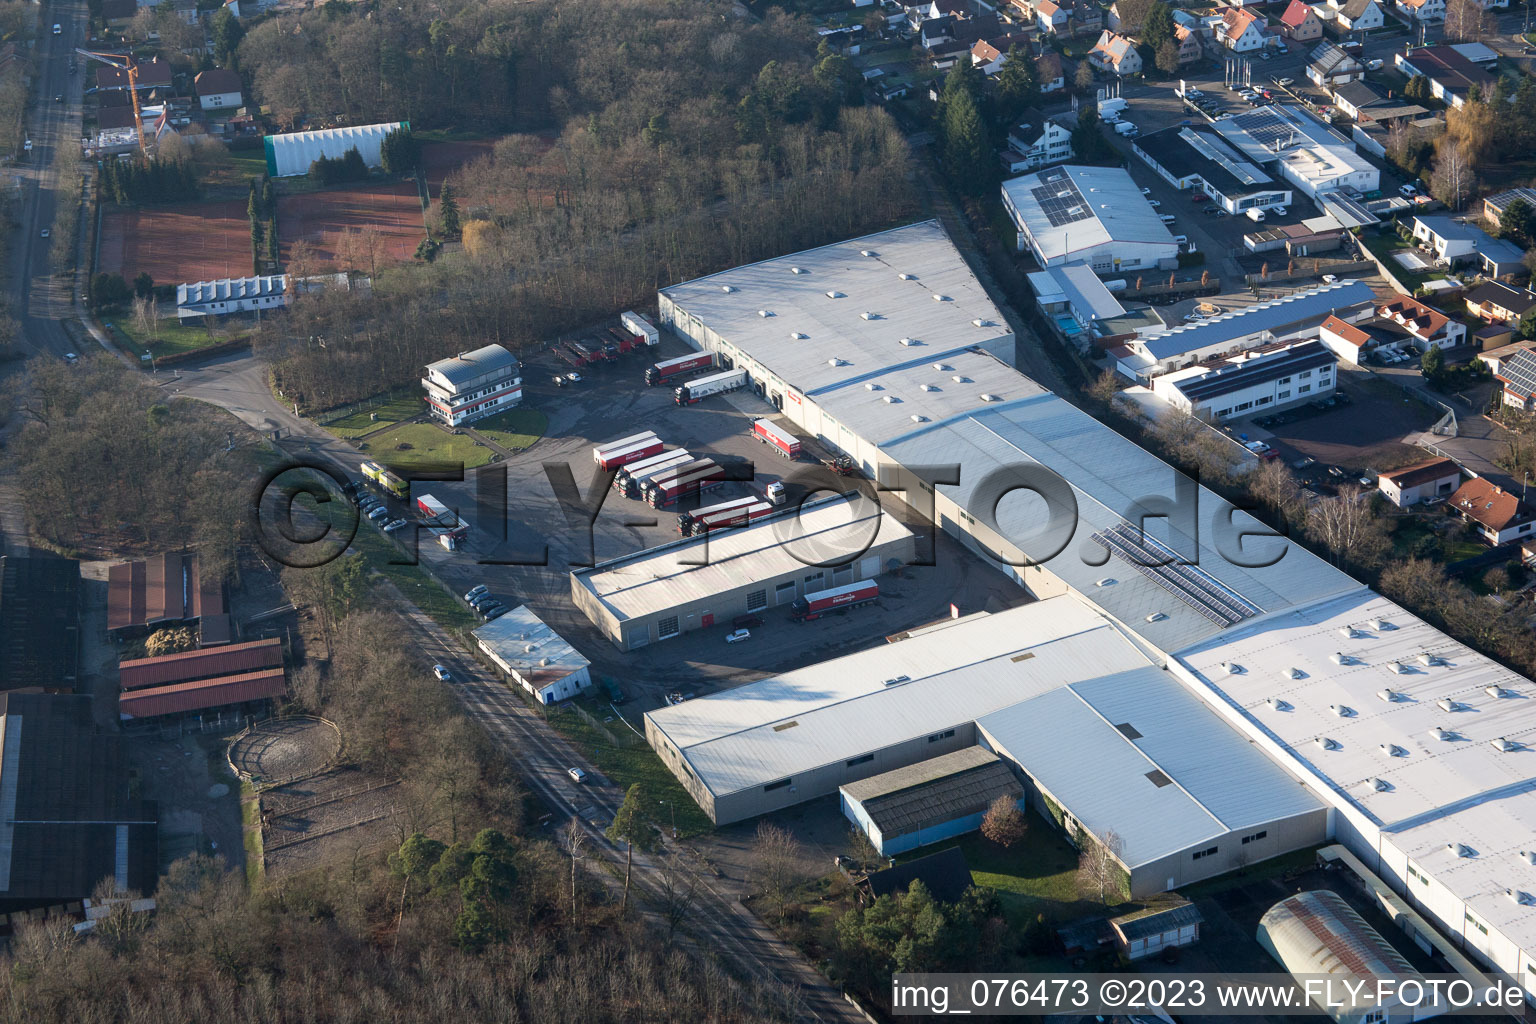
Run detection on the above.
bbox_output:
[1132,124,1292,216]
[1001,165,1178,271]
[0,555,80,693]
[1150,338,1338,422]
[473,606,591,705]
[572,492,916,650]
[1212,106,1379,198]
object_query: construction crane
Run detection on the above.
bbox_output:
[74,49,146,155]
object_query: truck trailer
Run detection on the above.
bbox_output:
[594,436,665,472]
[644,352,714,386]
[751,419,802,459]
[790,579,878,621]
[675,496,761,534]
[675,368,748,405]
[685,500,773,535]
[361,460,409,499]
[622,311,660,346]
[615,449,693,495]
[592,432,660,466]
[645,459,725,507]
[416,493,469,540]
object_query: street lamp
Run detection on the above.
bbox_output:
[659,798,677,839]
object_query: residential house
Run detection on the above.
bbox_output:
[1173,25,1204,65]
[1496,347,1536,412]
[1377,457,1461,507]
[1478,338,1536,378]
[1318,314,1376,365]
[1411,215,1525,276]
[1034,0,1070,33]
[1216,7,1267,51]
[1036,51,1066,91]
[1089,31,1143,75]
[971,32,1031,74]
[1278,0,1323,41]
[1004,114,1075,173]
[95,56,173,93]
[1307,42,1364,87]
[194,68,242,111]
[1333,0,1387,29]
[1066,0,1102,37]
[1397,0,1446,20]
[102,0,136,27]
[1330,80,1388,120]
[1482,188,1536,228]
[170,0,198,24]
[1395,46,1495,109]
[1466,282,1536,326]
[1003,0,1034,21]
[1373,295,1468,351]
[1447,476,1536,545]
[1149,338,1338,421]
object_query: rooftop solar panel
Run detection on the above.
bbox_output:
[1501,350,1536,399]
[1093,522,1263,627]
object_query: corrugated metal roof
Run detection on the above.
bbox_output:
[0,555,80,691]
[977,670,1322,869]
[118,638,282,690]
[1259,890,1418,995]
[177,276,287,308]
[575,493,913,622]
[1113,899,1203,941]
[117,669,287,719]
[659,220,1013,397]
[107,552,209,631]
[850,756,1022,840]
[647,599,1156,798]
[882,396,1361,654]
[1135,281,1374,361]
[424,344,521,389]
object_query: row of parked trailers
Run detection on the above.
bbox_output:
[591,432,727,507]
[552,312,661,370]
[675,495,774,535]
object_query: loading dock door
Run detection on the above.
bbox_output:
[859,556,879,579]
[775,582,796,605]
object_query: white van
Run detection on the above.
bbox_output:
[1246,208,1266,222]
[1172,235,1189,245]
[1159,214,1177,224]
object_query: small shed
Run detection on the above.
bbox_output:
[1110,898,1203,960]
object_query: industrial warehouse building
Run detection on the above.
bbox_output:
[650,222,1536,998]
[1001,165,1178,271]
[262,122,405,178]
[571,492,915,650]
[473,605,591,704]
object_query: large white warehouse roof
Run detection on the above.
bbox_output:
[263,122,405,178]
[1002,164,1176,265]
[978,670,1323,871]
[658,220,1014,396]
[646,598,1156,800]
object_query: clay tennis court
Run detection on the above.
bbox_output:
[98,140,494,284]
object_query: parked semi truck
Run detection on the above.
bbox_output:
[361,460,409,499]
[675,496,761,535]
[687,500,773,535]
[592,432,660,467]
[621,311,660,346]
[644,352,714,386]
[675,368,748,405]
[790,579,878,621]
[615,449,693,496]
[751,418,802,459]
[416,493,469,546]
[593,433,664,472]
[645,459,725,507]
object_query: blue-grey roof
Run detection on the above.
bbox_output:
[1041,263,1126,322]
[424,344,520,388]
[1137,280,1375,361]
[1482,237,1525,265]
[1414,214,1484,244]
[1174,341,1336,403]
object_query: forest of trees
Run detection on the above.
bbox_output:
[252,0,917,410]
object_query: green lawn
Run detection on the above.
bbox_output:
[472,407,548,451]
[543,697,714,838]
[110,316,247,358]
[322,392,424,438]
[197,146,271,192]
[358,421,498,470]
[895,825,1101,920]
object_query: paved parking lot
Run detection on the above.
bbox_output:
[362,330,1033,706]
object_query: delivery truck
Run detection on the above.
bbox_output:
[644,352,714,386]
[751,419,802,459]
[790,579,879,622]
[621,311,659,347]
[674,368,747,405]
[416,493,469,540]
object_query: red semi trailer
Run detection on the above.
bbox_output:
[644,352,714,386]
[675,496,760,534]
[790,579,878,621]
[751,419,802,459]
[687,500,773,535]
[645,459,725,507]
[594,436,665,472]
[616,450,693,496]
[592,432,659,466]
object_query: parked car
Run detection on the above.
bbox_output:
[470,593,499,611]
[432,665,451,681]
[1139,187,1152,195]
[1276,77,1295,87]
[464,584,489,602]
[52,23,60,34]
[724,628,752,644]
[383,518,409,533]
[483,606,508,622]
[1272,206,1288,217]
[39,228,48,238]
[568,767,587,784]
[477,602,506,620]
[367,507,389,521]
[1147,199,1161,208]
[1399,183,1418,197]
[1292,456,1317,471]
[1191,193,1209,202]
[565,372,583,384]
[1366,59,1384,71]
[1184,88,1204,98]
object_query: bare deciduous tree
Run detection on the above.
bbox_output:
[1306,485,1391,569]
[750,821,810,921]
[1077,828,1127,904]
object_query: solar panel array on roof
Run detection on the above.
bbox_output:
[1030,170,1094,228]
[1499,348,1536,399]
[1094,522,1263,627]
[1236,109,1301,151]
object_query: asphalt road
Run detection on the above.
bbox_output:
[11,0,90,363]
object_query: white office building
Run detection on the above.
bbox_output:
[421,344,522,426]
[1213,106,1380,198]
[1149,339,1338,421]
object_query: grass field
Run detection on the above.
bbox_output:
[359,421,498,470]
[197,146,271,193]
[544,697,714,838]
[112,316,245,358]
[896,825,1101,919]
[473,407,548,451]
[322,393,423,438]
